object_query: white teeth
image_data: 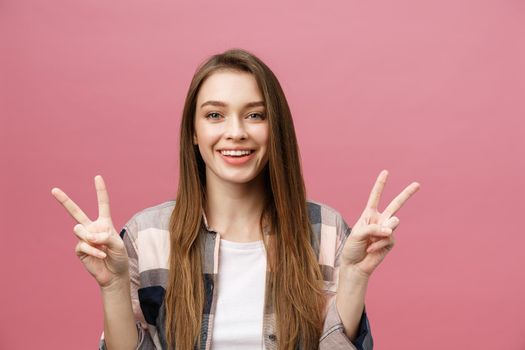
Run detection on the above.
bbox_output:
[220,150,253,156]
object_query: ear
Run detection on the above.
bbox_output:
[193,135,198,145]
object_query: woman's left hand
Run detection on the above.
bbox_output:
[341,170,420,279]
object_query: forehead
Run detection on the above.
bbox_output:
[196,70,264,107]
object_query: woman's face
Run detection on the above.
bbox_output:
[193,70,269,186]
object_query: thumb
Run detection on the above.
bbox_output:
[85,228,124,251]
[382,216,400,231]
[352,223,392,241]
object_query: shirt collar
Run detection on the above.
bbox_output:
[201,207,213,232]
[200,207,271,235]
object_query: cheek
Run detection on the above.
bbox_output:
[195,123,223,145]
[251,124,269,147]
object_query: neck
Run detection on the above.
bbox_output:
[204,170,267,242]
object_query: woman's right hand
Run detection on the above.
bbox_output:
[51,175,129,289]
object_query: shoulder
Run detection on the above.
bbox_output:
[306,199,350,282]
[121,200,176,242]
[306,198,347,231]
[306,198,351,255]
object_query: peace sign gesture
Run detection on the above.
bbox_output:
[341,170,420,279]
[51,175,129,288]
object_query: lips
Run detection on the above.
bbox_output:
[217,149,256,165]
[220,150,254,156]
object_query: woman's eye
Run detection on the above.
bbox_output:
[206,112,221,119]
[248,112,265,120]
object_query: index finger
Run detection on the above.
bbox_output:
[51,187,92,225]
[382,182,420,219]
[95,175,111,219]
[366,170,389,210]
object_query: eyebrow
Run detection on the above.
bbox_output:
[199,100,265,109]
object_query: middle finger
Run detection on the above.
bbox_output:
[51,188,91,225]
[381,182,420,220]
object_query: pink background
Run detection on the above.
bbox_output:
[1,0,524,349]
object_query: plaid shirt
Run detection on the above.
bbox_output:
[99,200,373,350]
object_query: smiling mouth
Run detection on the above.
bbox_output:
[218,150,255,157]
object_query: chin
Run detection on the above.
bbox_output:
[219,170,264,184]
[224,176,258,184]
[208,165,266,186]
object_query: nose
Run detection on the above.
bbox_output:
[224,115,247,140]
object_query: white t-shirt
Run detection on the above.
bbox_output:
[211,238,267,350]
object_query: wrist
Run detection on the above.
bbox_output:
[339,265,370,286]
[100,275,131,295]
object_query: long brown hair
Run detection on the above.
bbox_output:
[166,48,325,350]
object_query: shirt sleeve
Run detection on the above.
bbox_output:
[319,214,373,350]
[98,221,158,350]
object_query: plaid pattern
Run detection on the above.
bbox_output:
[99,200,373,350]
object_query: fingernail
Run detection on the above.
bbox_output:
[382,227,392,234]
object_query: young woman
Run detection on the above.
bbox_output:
[52,49,419,350]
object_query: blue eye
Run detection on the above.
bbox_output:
[248,112,265,120]
[206,112,222,119]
